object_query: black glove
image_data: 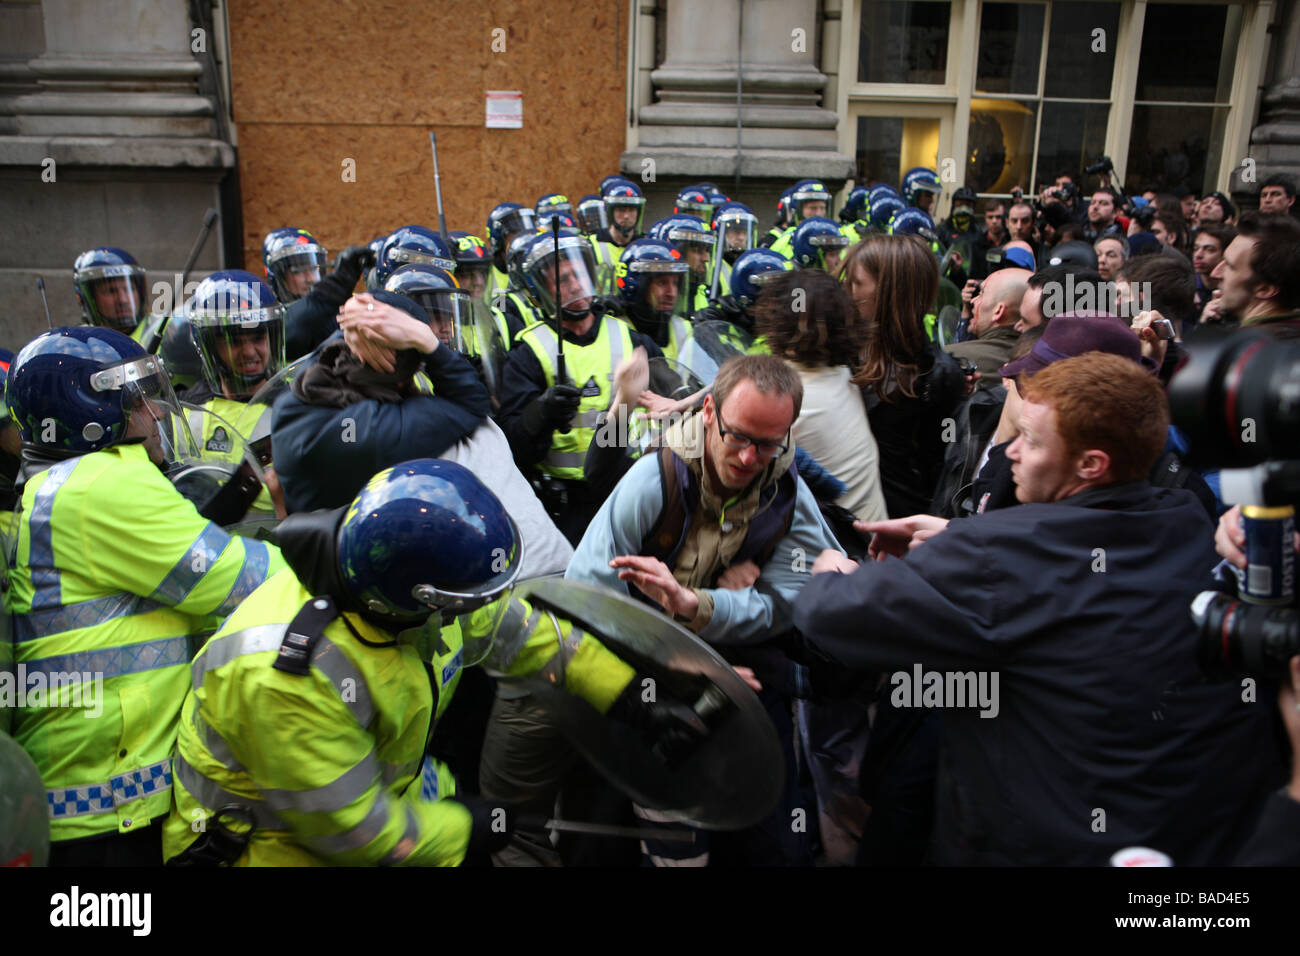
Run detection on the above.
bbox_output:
[331,245,378,291]
[608,673,710,765]
[520,382,582,436]
[459,797,516,855]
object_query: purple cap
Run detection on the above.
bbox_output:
[998,312,1155,379]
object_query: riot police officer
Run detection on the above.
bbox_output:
[262,228,328,304]
[495,229,663,544]
[5,326,284,865]
[73,247,150,340]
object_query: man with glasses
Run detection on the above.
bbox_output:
[564,354,840,866]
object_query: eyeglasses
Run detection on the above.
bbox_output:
[715,404,789,459]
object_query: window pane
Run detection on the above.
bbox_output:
[976,2,1045,95]
[1125,105,1230,196]
[1036,101,1109,191]
[858,1,951,84]
[967,97,1038,193]
[1044,1,1120,99]
[856,116,941,187]
[1135,3,1242,103]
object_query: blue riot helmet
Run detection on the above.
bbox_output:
[674,187,711,221]
[840,186,870,224]
[576,195,610,235]
[504,228,540,294]
[891,207,940,244]
[522,227,598,322]
[374,226,456,287]
[658,215,715,284]
[447,230,492,301]
[535,193,573,220]
[870,195,906,232]
[600,174,633,195]
[902,167,942,211]
[383,264,472,353]
[712,201,758,266]
[790,217,851,273]
[7,326,197,462]
[73,247,149,333]
[603,180,645,239]
[261,227,328,304]
[535,211,576,232]
[339,459,523,625]
[616,239,691,330]
[774,187,795,229]
[486,202,537,263]
[868,184,901,210]
[187,270,287,400]
[275,459,523,645]
[790,179,833,225]
[730,248,792,310]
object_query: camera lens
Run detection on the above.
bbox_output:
[1167,330,1300,467]
[1193,590,1300,681]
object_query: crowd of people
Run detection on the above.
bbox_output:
[2,166,1299,869]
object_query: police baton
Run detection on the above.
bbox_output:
[142,207,219,353]
[551,216,570,434]
[429,131,451,249]
[517,813,696,844]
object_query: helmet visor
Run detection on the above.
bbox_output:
[268,247,328,302]
[91,354,201,465]
[577,200,611,234]
[715,213,757,271]
[407,288,473,353]
[606,197,645,235]
[190,308,288,400]
[630,260,690,321]
[79,267,148,332]
[526,239,598,317]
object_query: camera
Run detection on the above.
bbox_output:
[1085,155,1114,177]
[1169,329,1300,681]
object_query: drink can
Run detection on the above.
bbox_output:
[1241,505,1296,606]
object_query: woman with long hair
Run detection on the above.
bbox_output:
[840,234,966,518]
[754,269,887,523]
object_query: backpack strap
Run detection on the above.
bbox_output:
[1150,451,1193,491]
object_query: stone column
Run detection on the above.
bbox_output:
[623,0,854,220]
[1235,0,1300,210]
[0,0,234,345]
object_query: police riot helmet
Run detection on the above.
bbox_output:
[338,459,523,624]
[383,264,472,353]
[790,217,850,273]
[375,226,456,287]
[262,228,328,304]
[187,270,287,400]
[730,248,793,309]
[73,247,149,333]
[7,325,197,461]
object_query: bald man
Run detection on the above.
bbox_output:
[944,267,1031,390]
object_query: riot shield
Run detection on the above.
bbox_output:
[0,733,49,866]
[625,356,707,460]
[173,401,275,531]
[676,319,753,385]
[506,577,785,830]
[468,299,509,406]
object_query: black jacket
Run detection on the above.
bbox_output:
[283,267,365,361]
[930,384,1006,519]
[864,341,967,518]
[272,341,491,513]
[794,481,1283,865]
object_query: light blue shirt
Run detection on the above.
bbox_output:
[565,452,841,645]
